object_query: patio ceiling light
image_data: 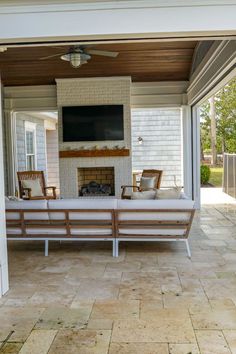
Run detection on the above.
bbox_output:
[61,51,90,68]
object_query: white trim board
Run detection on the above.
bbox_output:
[0,3,236,43]
[1,1,236,13]
[0,80,9,297]
[131,81,188,107]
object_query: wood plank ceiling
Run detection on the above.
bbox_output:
[0,41,197,86]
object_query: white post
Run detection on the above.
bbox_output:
[192,106,201,208]
[181,105,193,199]
[0,80,9,296]
[4,110,17,196]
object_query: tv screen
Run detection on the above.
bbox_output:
[62,105,124,142]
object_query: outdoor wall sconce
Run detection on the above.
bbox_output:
[138,137,143,145]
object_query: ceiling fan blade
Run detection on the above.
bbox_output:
[51,46,68,50]
[0,46,7,53]
[39,53,64,60]
[85,49,119,58]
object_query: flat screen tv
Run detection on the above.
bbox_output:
[62,105,124,142]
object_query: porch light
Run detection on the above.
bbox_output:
[138,137,143,145]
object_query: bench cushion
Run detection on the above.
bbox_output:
[117,199,194,209]
[118,229,186,236]
[7,227,112,236]
[5,200,49,220]
[48,199,117,220]
[117,199,195,221]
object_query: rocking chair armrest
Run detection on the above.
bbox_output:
[44,186,57,199]
[44,186,56,190]
[121,185,140,190]
[121,185,140,199]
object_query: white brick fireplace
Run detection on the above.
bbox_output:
[56,77,132,198]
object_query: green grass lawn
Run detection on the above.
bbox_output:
[209,167,223,187]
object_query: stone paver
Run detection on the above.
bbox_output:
[2,205,236,352]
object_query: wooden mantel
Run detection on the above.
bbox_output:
[59,148,130,158]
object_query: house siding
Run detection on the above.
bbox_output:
[131,108,182,187]
[16,112,46,172]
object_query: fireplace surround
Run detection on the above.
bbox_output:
[57,77,132,198]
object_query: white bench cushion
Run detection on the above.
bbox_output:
[119,229,186,236]
[117,199,194,221]
[117,199,194,209]
[48,199,117,220]
[7,227,112,236]
[5,200,49,220]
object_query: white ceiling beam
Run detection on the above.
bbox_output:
[0,2,235,43]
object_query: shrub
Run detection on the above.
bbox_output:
[201,165,211,184]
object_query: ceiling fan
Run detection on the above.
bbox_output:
[40,45,119,68]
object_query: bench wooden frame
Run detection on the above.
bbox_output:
[114,208,195,257]
[6,208,195,257]
[6,208,116,257]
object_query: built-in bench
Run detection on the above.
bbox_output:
[5,198,195,257]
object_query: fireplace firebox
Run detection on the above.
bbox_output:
[78,167,115,197]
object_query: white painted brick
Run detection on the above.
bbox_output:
[57,77,132,198]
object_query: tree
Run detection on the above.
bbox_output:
[200,101,210,153]
[215,80,236,153]
[209,96,217,165]
[200,78,236,159]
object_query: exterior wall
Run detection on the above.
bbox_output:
[15,112,46,172]
[132,108,182,187]
[3,85,57,195]
[57,77,132,198]
[46,128,60,190]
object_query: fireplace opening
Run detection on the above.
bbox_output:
[78,167,115,197]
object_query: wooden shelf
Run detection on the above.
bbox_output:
[59,149,130,158]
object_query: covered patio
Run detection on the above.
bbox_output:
[0,1,236,353]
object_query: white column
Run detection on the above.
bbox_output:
[0,81,9,296]
[192,106,201,208]
[181,105,193,199]
[4,110,17,196]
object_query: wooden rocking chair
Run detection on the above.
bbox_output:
[121,169,163,199]
[17,171,57,200]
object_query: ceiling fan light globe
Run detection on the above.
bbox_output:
[70,52,81,68]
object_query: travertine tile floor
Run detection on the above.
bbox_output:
[2,205,236,353]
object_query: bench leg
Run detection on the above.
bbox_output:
[112,240,116,257]
[185,239,191,258]
[115,240,119,257]
[45,240,49,257]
